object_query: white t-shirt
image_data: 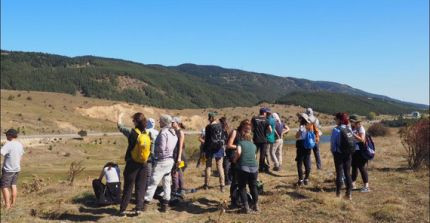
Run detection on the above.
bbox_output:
[1,140,24,172]
[353,126,366,151]
[104,167,120,183]
[297,125,307,140]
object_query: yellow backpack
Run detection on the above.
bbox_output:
[131,128,151,163]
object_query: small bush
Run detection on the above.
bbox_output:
[367,112,377,120]
[68,161,85,186]
[26,96,32,101]
[368,123,390,137]
[400,118,429,170]
[7,95,15,100]
[381,117,418,127]
[77,130,87,137]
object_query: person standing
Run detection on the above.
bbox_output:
[1,129,24,210]
[145,118,159,190]
[251,108,272,173]
[117,112,151,216]
[265,110,276,170]
[144,115,178,212]
[330,112,354,200]
[295,113,317,186]
[233,121,259,214]
[203,112,226,192]
[196,128,206,168]
[270,113,290,171]
[219,117,232,186]
[171,117,187,196]
[306,108,322,170]
[349,115,370,192]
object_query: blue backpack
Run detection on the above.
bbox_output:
[304,131,316,149]
[360,135,375,160]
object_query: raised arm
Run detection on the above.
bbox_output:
[117,112,132,137]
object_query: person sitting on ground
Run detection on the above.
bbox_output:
[92,162,121,206]
[330,112,354,200]
[232,120,259,214]
[295,113,319,186]
[117,112,152,216]
[203,112,226,192]
[306,108,323,170]
[349,115,370,192]
[251,108,272,173]
[144,115,178,213]
[270,113,290,171]
[171,117,187,197]
[1,129,24,210]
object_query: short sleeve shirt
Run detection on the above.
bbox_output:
[1,140,24,172]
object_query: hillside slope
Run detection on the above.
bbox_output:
[1,50,427,113]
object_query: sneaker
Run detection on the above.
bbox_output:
[273,166,280,172]
[135,210,143,216]
[352,182,357,190]
[297,180,303,187]
[252,203,260,212]
[203,184,209,190]
[304,179,309,186]
[360,187,370,193]
[336,191,341,198]
[344,194,352,201]
[118,211,127,217]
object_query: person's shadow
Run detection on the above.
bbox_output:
[170,197,220,214]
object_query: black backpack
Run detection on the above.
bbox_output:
[208,123,225,150]
[339,127,356,155]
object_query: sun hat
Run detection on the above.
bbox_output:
[297,113,311,123]
[349,114,361,123]
[4,129,18,137]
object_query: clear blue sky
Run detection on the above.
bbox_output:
[2,0,429,104]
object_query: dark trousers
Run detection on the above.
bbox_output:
[92,179,121,205]
[313,143,322,169]
[171,168,184,192]
[351,152,368,184]
[255,143,269,171]
[333,152,352,195]
[237,169,258,207]
[229,163,238,203]
[224,152,235,185]
[296,140,311,180]
[120,160,148,212]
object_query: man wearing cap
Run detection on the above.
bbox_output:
[251,108,273,173]
[144,114,178,212]
[305,108,323,170]
[1,129,24,210]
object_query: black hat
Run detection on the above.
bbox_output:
[4,129,18,137]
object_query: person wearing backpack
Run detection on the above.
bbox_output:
[330,112,354,200]
[144,114,178,213]
[92,162,121,206]
[117,112,152,216]
[270,113,290,171]
[232,120,259,214]
[203,112,226,192]
[295,113,318,186]
[226,119,249,207]
[145,118,159,191]
[251,108,272,173]
[349,115,370,193]
[306,108,323,170]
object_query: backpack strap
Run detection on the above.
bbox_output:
[134,128,142,136]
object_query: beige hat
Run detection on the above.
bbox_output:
[297,113,311,123]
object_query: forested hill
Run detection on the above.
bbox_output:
[1,50,427,114]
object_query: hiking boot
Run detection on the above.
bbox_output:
[135,210,143,216]
[252,203,260,212]
[297,180,303,187]
[220,185,225,192]
[118,210,127,217]
[160,200,169,213]
[360,187,370,193]
[273,166,280,172]
[344,194,352,201]
[304,179,309,186]
[242,204,251,214]
[203,184,209,190]
[336,190,341,198]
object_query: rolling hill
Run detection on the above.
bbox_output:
[1,50,427,115]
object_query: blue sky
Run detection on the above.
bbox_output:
[2,0,429,104]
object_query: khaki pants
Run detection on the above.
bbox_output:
[270,139,284,168]
[205,157,225,187]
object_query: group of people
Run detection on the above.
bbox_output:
[0,107,372,216]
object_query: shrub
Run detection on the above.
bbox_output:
[367,112,377,120]
[77,130,87,137]
[68,161,85,186]
[26,96,32,100]
[399,118,430,170]
[367,123,390,137]
[7,95,14,100]
[381,117,418,127]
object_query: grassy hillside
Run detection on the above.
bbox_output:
[276,91,422,116]
[1,50,427,113]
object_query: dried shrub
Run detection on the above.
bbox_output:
[68,161,85,185]
[22,176,46,193]
[367,123,390,137]
[400,118,430,170]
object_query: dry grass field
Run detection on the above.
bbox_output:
[1,90,428,222]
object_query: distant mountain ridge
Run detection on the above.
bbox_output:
[1,50,427,115]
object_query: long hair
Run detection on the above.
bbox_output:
[219,117,229,132]
[132,112,147,131]
[237,119,252,140]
